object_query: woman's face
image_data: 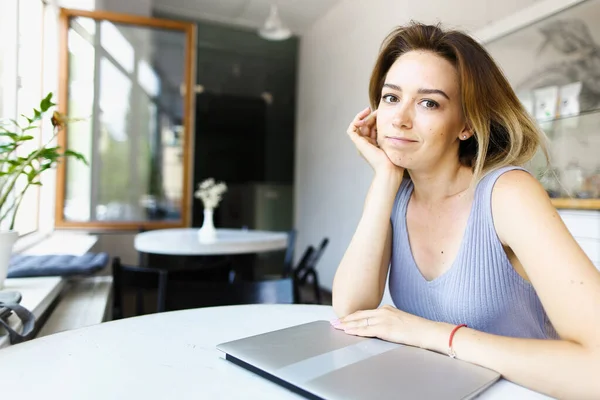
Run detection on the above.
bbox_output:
[376,51,471,171]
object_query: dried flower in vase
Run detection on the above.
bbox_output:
[194,178,227,210]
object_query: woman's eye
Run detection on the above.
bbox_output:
[420,100,439,109]
[382,94,398,103]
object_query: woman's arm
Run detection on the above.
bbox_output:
[336,170,600,399]
[332,172,398,317]
[333,107,404,317]
[427,170,600,399]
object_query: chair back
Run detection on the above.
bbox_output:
[292,237,329,304]
[282,229,297,277]
[306,238,329,272]
[112,257,168,319]
[291,246,313,302]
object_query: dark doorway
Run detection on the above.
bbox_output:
[192,92,267,227]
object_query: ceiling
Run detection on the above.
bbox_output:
[152,0,343,35]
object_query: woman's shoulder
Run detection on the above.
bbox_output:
[477,166,539,197]
[477,165,550,221]
[489,167,554,242]
[491,167,542,197]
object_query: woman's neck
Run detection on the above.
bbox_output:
[408,162,473,204]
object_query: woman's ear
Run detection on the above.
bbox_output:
[458,124,474,141]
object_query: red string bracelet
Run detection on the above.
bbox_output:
[448,323,467,358]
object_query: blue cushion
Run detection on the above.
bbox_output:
[7,253,109,278]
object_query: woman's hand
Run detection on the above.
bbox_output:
[347,107,403,177]
[331,304,443,350]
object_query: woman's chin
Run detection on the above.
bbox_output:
[382,149,412,169]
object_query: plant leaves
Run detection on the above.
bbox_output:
[21,114,33,124]
[0,144,17,153]
[7,163,20,174]
[0,132,19,140]
[27,169,37,182]
[32,109,42,122]
[64,149,88,165]
[30,146,60,161]
[40,92,55,113]
[0,125,16,133]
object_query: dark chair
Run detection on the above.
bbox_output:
[290,245,314,302]
[293,238,329,305]
[164,277,294,310]
[282,229,297,276]
[112,257,168,319]
[258,229,297,282]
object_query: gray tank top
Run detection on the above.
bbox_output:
[388,166,558,339]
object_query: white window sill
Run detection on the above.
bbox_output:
[0,276,64,349]
[12,230,53,254]
[14,230,98,256]
[1,231,100,349]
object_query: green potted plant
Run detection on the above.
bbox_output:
[0,92,86,288]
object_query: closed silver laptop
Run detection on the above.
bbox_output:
[216,320,500,399]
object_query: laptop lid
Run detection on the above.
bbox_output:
[217,320,500,400]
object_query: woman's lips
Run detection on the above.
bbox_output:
[385,136,418,146]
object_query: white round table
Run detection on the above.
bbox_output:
[134,228,288,256]
[0,305,551,399]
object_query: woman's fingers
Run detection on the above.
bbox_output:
[346,107,392,171]
[348,107,371,136]
[339,317,378,330]
[356,106,371,122]
[341,309,378,322]
[362,109,377,127]
[356,110,378,142]
[348,127,373,147]
[366,110,378,141]
[331,309,383,332]
[348,109,378,144]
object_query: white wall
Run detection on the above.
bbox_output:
[294,0,540,292]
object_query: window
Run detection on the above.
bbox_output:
[0,0,46,236]
[56,9,195,230]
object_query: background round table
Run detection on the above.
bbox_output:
[0,304,552,399]
[134,228,288,256]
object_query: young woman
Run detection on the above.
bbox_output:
[331,22,600,399]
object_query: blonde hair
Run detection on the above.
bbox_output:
[369,22,549,181]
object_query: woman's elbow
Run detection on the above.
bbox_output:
[332,291,360,317]
[331,294,350,318]
[332,295,379,318]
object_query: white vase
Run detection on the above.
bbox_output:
[198,208,217,244]
[0,230,18,289]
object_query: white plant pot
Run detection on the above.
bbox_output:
[197,208,217,244]
[0,230,18,289]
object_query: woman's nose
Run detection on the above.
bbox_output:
[391,103,413,130]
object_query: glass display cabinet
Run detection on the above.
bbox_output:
[477,0,600,210]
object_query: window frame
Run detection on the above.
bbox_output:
[0,0,48,237]
[54,8,196,230]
